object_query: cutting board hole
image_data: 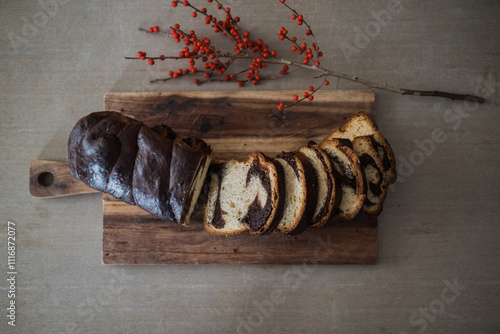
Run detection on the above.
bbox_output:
[38,172,54,187]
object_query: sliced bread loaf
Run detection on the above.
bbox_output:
[351,136,388,216]
[273,151,318,235]
[322,112,397,184]
[297,142,340,228]
[204,152,284,235]
[319,139,365,221]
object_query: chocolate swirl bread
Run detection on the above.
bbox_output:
[297,143,340,228]
[323,112,397,184]
[351,136,388,216]
[274,151,318,235]
[68,111,212,226]
[319,139,366,221]
[203,152,284,235]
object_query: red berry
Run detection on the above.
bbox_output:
[297,15,303,20]
[194,79,199,84]
[149,27,154,32]
[153,26,159,32]
[171,1,178,7]
[148,59,155,65]
[293,95,299,101]
[291,46,297,52]
[297,20,303,26]
[314,61,320,66]
[137,51,144,57]
[183,0,189,6]
[308,95,314,101]
[291,14,297,20]
[174,23,180,29]
[308,86,314,91]
[173,73,179,78]
[160,55,165,61]
[238,81,245,87]
[303,58,309,64]
[280,0,286,3]
[324,80,330,86]
[305,30,311,36]
[192,12,197,17]
[303,92,309,97]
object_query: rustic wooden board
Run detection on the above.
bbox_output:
[102,90,377,265]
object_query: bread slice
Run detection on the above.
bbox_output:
[322,112,397,184]
[273,151,318,235]
[319,139,365,221]
[351,136,388,216]
[204,152,284,235]
[297,142,340,228]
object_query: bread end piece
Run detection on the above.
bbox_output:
[322,112,397,184]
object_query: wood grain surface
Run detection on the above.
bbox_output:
[102,90,377,265]
[29,160,99,198]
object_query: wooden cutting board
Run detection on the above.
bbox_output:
[30,90,378,265]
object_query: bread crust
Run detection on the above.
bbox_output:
[68,111,212,226]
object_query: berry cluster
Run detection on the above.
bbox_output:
[131,0,330,112]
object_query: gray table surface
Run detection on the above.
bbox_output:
[1,0,499,333]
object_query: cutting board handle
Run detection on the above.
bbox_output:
[29,160,99,198]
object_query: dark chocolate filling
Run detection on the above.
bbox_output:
[359,153,384,207]
[337,138,353,150]
[367,135,390,175]
[329,155,356,189]
[310,147,333,224]
[323,149,358,216]
[241,158,273,232]
[261,160,286,235]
